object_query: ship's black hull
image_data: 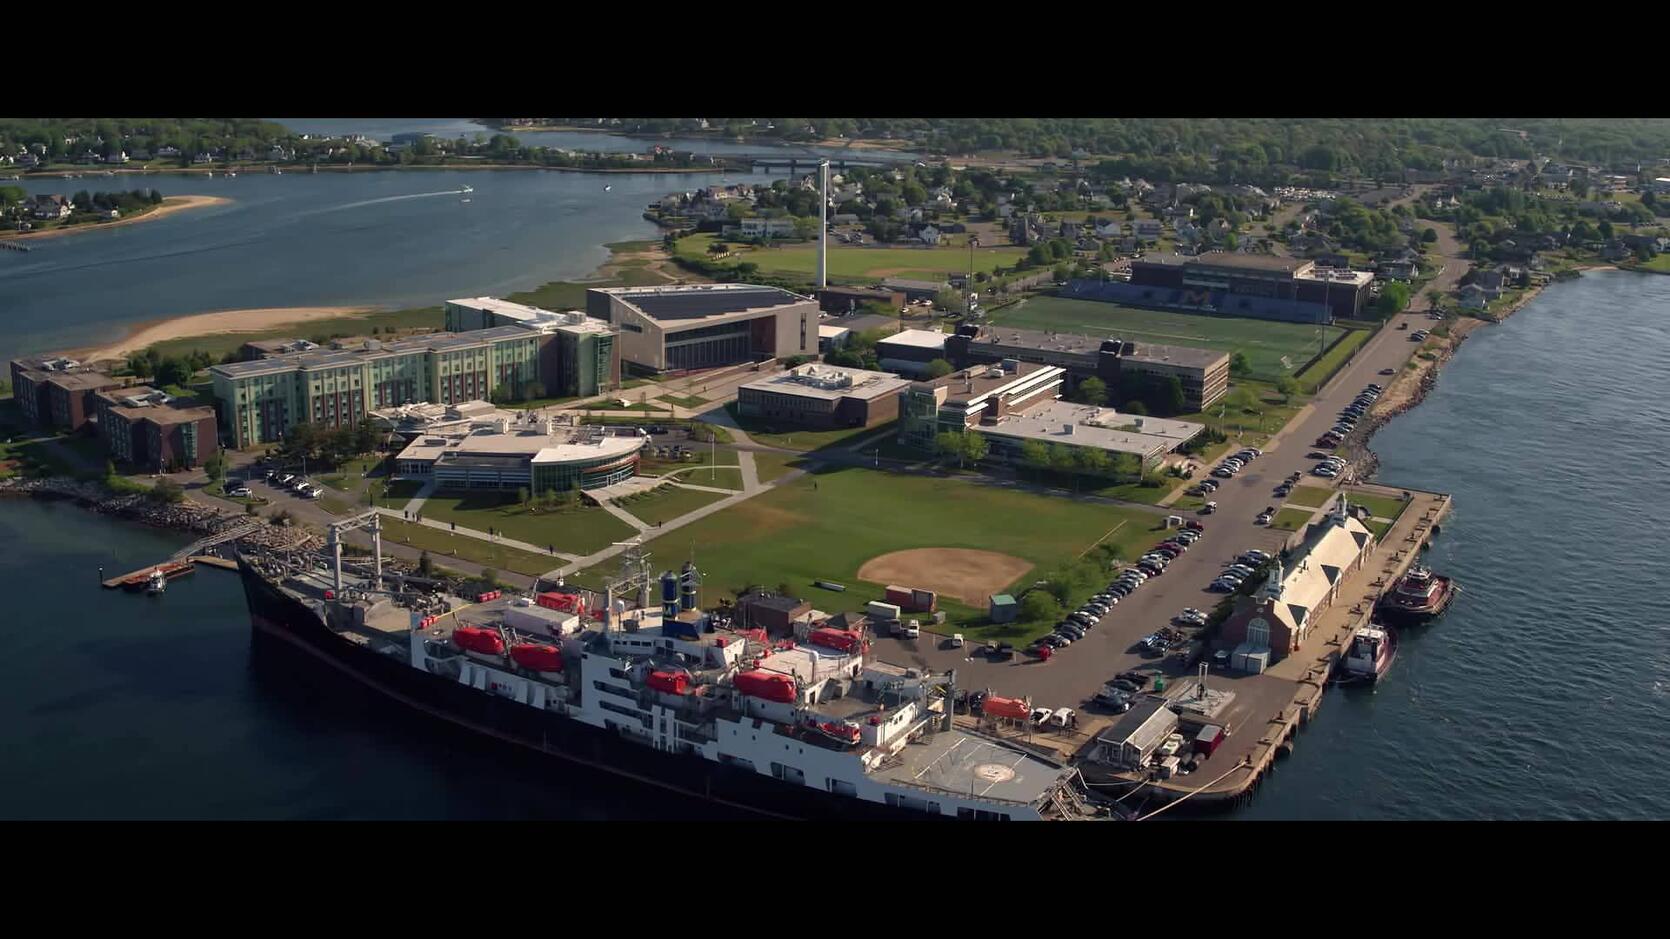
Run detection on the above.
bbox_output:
[236,561,939,822]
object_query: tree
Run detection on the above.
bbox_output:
[204,449,227,484]
[707,240,728,256]
[1377,281,1412,319]
[1019,439,1051,477]
[1123,400,1148,416]
[925,358,953,379]
[1020,590,1060,623]
[150,477,184,504]
[1160,376,1186,415]
[1276,376,1300,400]
[1229,351,1252,378]
[1222,232,1239,251]
[962,431,988,466]
[934,431,967,468]
[1421,227,1438,243]
[1598,219,1614,241]
[1076,376,1108,407]
[517,486,530,508]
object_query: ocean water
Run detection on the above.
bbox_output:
[1237,269,1670,820]
[0,168,713,361]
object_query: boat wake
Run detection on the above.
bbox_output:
[302,190,474,216]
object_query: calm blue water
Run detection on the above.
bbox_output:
[0,168,710,361]
[1237,269,1670,819]
[4,272,1664,818]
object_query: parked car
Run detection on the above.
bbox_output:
[1201,502,1218,515]
[1240,550,1270,563]
[1256,512,1274,525]
[1049,708,1076,730]
[1184,520,1205,531]
[228,486,253,498]
[1031,708,1054,727]
[1208,580,1238,593]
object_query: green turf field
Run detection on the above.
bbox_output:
[412,490,637,556]
[676,233,1024,284]
[574,465,1159,638]
[989,296,1345,381]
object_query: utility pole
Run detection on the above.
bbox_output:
[817,160,829,290]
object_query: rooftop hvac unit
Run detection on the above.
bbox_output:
[986,367,1003,379]
[1063,423,1075,435]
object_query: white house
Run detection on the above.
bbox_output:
[31,194,73,219]
[918,225,942,246]
[104,150,129,164]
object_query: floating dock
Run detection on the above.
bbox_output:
[100,555,236,589]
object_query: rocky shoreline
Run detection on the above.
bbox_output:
[0,476,318,552]
[1353,320,1478,482]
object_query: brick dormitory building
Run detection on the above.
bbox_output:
[9,356,217,470]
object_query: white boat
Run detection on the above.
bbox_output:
[226,171,237,178]
[145,569,167,596]
[460,198,472,204]
[461,185,474,193]
[604,185,612,192]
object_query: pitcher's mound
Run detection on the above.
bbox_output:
[857,548,1032,606]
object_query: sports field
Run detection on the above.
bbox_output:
[989,296,1346,381]
[675,233,1024,284]
[574,465,1157,635]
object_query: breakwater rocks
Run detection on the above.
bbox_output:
[0,476,316,551]
[1355,327,1474,482]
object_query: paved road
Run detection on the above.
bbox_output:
[870,304,1439,712]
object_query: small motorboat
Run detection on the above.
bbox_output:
[145,569,167,596]
[461,185,474,193]
[460,198,471,204]
[604,184,612,192]
[1341,623,1397,683]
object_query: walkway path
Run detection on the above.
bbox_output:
[736,450,761,492]
[595,498,651,533]
[543,482,764,580]
[402,479,437,517]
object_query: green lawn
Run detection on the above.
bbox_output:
[377,518,561,578]
[411,490,636,555]
[641,446,742,490]
[1175,380,1308,450]
[1345,490,1410,523]
[657,394,708,408]
[1296,327,1374,393]
[1636,254,1670,273]
[1269,506,1316,532]
[1285,485,1336,508]
[752,451,804,485]
[675,233,1024,284]
[989,296,1345,381]
[576,465,1159,642]
[1366,519,1393,539]
[614,485,729,525]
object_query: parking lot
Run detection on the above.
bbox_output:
[869,308,1432,724]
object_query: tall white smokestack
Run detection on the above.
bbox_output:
[818,160,830,289]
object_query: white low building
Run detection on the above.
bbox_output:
[394,412,643,494]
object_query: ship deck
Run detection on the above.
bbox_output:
[873,728,1071,808]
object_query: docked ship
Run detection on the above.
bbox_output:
[1376,565,1454,624]
[234,512,1103,821]
[1341,624,1397,683]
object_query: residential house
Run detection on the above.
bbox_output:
[157,145,181,158]
[1472,270,1505,298]
[1161,204,1195,222]
[129,147,150,160]
[31,194,73,220]
[1131,219,1164,240]
[78,150,101,165]
[1095,221,1122,239]
[17,152,38,168]
[737,217,798,239]
[1314,252,1351,269]
[1377,258,1418,280]
[1458,283,1489,309]
[104,150,128,164]
[1058,220,1080,240]
[830,213,860,226]
[1174,222,1202,246]
[1652,177,1670,195]
[1206,218,1231,239]
[268,145,292,161]
[918,225,942,246]
[1600,242,1632,262]
[192,151,216,164]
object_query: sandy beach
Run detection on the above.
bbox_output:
[0,195,230,242]
[74,306,374,363]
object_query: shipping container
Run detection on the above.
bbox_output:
[865,600,901,622]
[1193,724,1225,757]
[884,585,914,608]
[505,604,580,638]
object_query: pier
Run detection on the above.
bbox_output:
[1086,484,1455,812]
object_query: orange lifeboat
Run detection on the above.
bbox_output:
[981,695,1031,720]
[733,670,796,703]
[509,643,563,672]
[452,626,506,656]
[647,670,690,695]
[808,627,861,653]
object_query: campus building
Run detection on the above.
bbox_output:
[1219,497,1375,665]
[1120,252,1375,322]
[444,298,621,397]
[736,363,910,430]
[873,329,949,378]
[93,385,217,471]
[816,285,904,315]
[899,361,1203,471]
[586,284,816,374]
[944,324,1229,413]
[393,412,643,494]
[8,356,121,432]
[369,400,516,443]
[211,327,546,449]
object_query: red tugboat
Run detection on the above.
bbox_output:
[1376,565,1455,624]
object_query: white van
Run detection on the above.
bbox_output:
[949,633,964,648]
[903,619,921,639]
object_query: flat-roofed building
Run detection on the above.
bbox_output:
[35,370,122,432]
[9,354,99,428]
[737,363,910,430]
[1125,252,1373,321]
[945,324,1229,412]
[874,328,949,377]
[586,284,816,374]
[369,400,514,442]
[879,278,945,301]
[900,361,1202,471]
[816,285,905,315]
[212,327,549,449]
[393,412,643,494]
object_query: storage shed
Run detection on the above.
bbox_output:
[988,594,1017,623]
[1193,724,1226,757]
[1092,698,1180,769]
